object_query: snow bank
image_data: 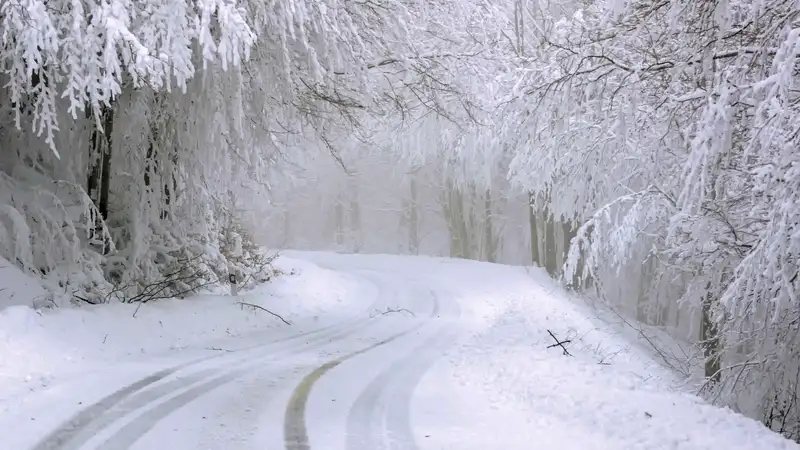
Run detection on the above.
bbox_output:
[0,255,374,404]
[0,255,50,310]
[345,255,798,450]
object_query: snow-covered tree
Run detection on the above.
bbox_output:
[498,0,800,439]
[0,0,470,301]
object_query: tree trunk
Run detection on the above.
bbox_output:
[513,0,525,56]
[282,207,291,247]
[144,125,176,221]
[144,140,154,190]
[348,176,361,253]
[702,281,722,383]
[561,220,579,284]
[98,107,113,221]
[334,195,344,247]
[86,104,114,254]
[484,189,495,263]
[574,222,594,290]
[528,192,540,266]
[87,155,100,208]
[162,150,177,221]
[443,185,466,259]
[702,145,725,383]
[454,188,467,258]
[408,174,419,255]
[144,127,158,215]
[544,210,558,276]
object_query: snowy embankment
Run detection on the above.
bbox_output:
[406,259,796,450]
[0,255,374,405]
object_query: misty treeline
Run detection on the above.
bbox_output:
[1,0,798,440]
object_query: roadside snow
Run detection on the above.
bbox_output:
[0,255,50,309]
[0,256,375,404]
[405,259,798,450]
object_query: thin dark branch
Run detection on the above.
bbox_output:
[547,329,573,356]
[236,301,291,326]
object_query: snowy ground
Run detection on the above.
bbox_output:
[0,257,374,404]
[0,251,796,450]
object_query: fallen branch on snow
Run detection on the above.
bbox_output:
[236,301,291,326]
[205,346,234,352]
[370,306,415,318]
[547,329,573,356]
[109,253,215,305]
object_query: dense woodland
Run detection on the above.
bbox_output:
[1,0,799,441]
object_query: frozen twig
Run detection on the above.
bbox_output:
[236,301,291,325]
[133,301,144,318]
[370,306,416,318]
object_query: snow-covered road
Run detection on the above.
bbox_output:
[1,252,797,450]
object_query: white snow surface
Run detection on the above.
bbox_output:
[0,255,50,310]
[0,256,373,404]
[0,251,796,450]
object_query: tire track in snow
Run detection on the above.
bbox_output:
[184,269,408,449]
[31,355,218,450]
[345,328,458,450]
[81,318,378,450]
[90,317,384,450]
[33,306,376,450]
[95,365,293,449]
[283,295,442,450]
[345,300,459,450]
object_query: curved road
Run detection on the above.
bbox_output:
[28,266,460,450]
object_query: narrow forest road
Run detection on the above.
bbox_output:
[1,252,797,450]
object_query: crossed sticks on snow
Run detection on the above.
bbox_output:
[546,329,573,356]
